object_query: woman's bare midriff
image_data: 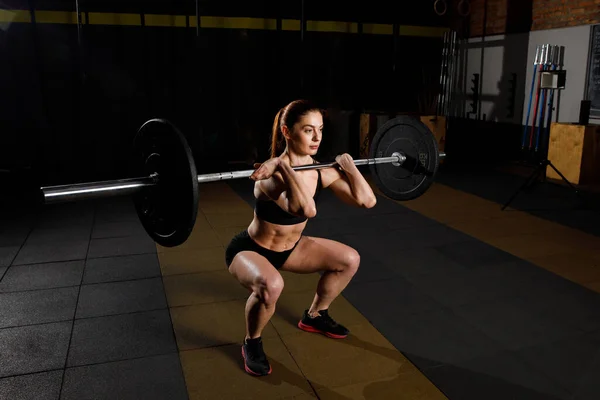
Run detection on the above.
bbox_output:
[247,213,307,252]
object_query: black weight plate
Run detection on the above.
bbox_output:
[369,116,439,201]
[132,119,199,247]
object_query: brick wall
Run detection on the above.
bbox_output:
[532,0,600,30]
[469,0,508,37]
[468,0,600,36]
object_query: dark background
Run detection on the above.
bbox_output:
[1,0,468,202]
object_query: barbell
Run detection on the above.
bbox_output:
[40,116,445,247]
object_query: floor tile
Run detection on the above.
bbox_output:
[93,198,138,224]
[453,295,582,351]
[83,253,161,284]
[280,323,416,389]
[0,226,30,247]
[0,287,78,328]
[338,224,469,258]
[520,284,600,333]
[0,246,20,267]
[76,278,167,318]
[213,225,250,247]
[278,270,321,294]
[180,339,316,400]
[0,370,62,400]
[433,239,516,269]
[380,246,470,279]
[342,277,442,318]
[12,240,89,265]
[424,351,571,400]
[447,213,557,240]
[162,271,248,307]
[158,247,226,276]
[371,307,505,370]
[204,210,255,228]
[170,299,278,350]
[91,219,147,239]
[403,260,538,308]
[347,249,398,284]
[199,200,253,215]
[87,235,156,259]
[313,369,447,400]
[485,233,575,259]
[24,225,91,246]
[35,207,94,230]
[304,211,437,239]
[156,229,222,253]
[584,280,600,293]
[571,347,600,400]
[67,310,177,367]
[0,260,84,292]
[513,330,600,394]
[62,354,188,400]
[0,321,71,377]
[528,253,600,284]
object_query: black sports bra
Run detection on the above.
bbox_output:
[255,169,322,225]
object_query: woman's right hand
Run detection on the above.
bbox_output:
[250,158,281,181]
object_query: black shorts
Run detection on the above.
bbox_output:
[225,229,300,270]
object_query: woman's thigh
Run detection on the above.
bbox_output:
[229,251,284,294]
[280,236,360,274]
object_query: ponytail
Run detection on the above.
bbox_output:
[270,108,284,158]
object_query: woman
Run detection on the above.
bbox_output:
[226,99,377,376]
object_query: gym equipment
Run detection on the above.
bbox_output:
[40,116,445,247]
[369,116,440,201]
[132,119,199,248]
[522,45,542,150]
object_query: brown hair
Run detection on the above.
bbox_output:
[270,99,321,158]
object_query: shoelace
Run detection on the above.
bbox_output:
[318,311,338,327]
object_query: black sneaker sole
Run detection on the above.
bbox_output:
[241,346,272,376]
[297,321,348,339]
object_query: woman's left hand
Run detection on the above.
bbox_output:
[335,153,357,172]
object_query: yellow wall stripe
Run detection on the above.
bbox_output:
[87,12,140,26]
[145,14,188,28]
[306,20,358,34]
[0,9,31,23]
[35,11,83,24]
[0,9,447,37]
[282,19,301,31]
[200,16,277,30]
[362,23,394,35]
[400,25,448,37]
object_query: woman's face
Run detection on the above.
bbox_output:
[284,111,323,156]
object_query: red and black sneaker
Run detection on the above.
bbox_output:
[241,337,272,376]
[297,309,349,339]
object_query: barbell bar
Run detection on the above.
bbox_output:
[41,152,447,203]
[39,116,446,247]
[42,153,409,203]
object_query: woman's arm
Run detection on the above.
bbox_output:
[252,158,317,218]
[324,154,377,208]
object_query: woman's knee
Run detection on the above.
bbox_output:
[254,273,284,306]
[342,248,361,275]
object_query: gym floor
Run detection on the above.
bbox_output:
[1,165,600,400]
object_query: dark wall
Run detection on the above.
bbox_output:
[0,0,447,198]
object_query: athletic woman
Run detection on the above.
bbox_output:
[226,99,377,376]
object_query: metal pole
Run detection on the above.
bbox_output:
[40,152,447,204]
[196,154,409,183]
[41,176,157,204]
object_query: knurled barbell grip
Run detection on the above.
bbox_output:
[196,154,407,183]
